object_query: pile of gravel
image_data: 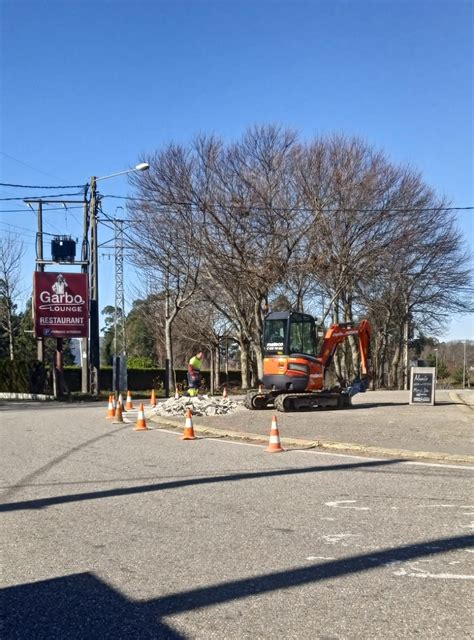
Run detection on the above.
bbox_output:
[151,395,245,417]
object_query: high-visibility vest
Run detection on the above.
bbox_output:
[188,355,202,374]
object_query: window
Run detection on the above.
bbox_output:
[289,319,316,356]
[264,319,286,353]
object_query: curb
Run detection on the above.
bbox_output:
[449,390,474,412]
[0,392,54,401]
[148,415,474,466]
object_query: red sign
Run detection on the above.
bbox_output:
[33,272,89,338]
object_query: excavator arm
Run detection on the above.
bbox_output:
[318,320,372,396]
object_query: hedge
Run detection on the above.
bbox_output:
[0,363,242,394]
[0,360,50,394]
[63,367,242,392]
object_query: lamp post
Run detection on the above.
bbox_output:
[462,341,466,389]
[89,163,149,396]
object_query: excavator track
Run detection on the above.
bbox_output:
[244,391,272,410]
[273,392,352,412]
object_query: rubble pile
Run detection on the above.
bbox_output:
[151,395,245,417]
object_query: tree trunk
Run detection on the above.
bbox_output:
[239,335,251,389]
[331,302,344,383]
[390,340,402,389]
[7,310,14,361]
[164,317,174,392]
[343,298,359,379]
[214,343,221,390]
[209,347,215,395]
[251,298,265,380]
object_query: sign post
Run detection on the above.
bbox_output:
[409,367,436,405]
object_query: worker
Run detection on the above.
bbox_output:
[187,350,203,397]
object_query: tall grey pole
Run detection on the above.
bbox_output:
[403,306,409,391]
[36,201,44,363]
[89,177,100,396]
[113,217,127,394]
[81,198,90,393]
[462,341,466,389]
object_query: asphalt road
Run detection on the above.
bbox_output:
[1,403,473,639]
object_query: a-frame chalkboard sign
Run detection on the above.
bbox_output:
[409,367,436,405]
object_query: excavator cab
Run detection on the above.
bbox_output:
[263,311,318,357]
[261,311,321,397]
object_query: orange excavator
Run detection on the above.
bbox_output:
[245,311,371,412]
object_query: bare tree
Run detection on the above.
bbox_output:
[0,234,25,360]
[126,128,473,391]
[128,145,201,391]
[190,126,311,384]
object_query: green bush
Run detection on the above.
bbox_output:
[0,359,50,394]
[127,356,158,369]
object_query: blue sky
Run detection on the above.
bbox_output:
[1,0,472,340]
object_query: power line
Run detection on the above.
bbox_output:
[0,221,38,236]
[0,182,86,189]
[0,237,37,248]
[101,194,474,213]
[0,191,84,201]
[0,205,84,213]
[0,151,72,182]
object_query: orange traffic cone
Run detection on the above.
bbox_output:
[266,416,284,453]
[222,386,228,400]
[181,408,196,440]
[134,402,149,431]
[113,401,124,424]
[106,394,115,419]
[125,390,134,410]
[150,389,157,407]
[118,393,125,411]
[174,388,180,400]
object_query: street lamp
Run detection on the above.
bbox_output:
[88,163,149,396]
[94,163,150,183]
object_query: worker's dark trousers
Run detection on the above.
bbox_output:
[187,372,201,396]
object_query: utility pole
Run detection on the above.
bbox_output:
[81,197,90,393]
[87,163,149,397]
[403,301,410,391]
[36,200,44,363]
[113,217,127,394]
[462,340,467,389]
[89,177,100,396]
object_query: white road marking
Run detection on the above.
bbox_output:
[404,461,474,471]
[417,504,474,509]
[150,427,474,469]
[321,533,361,544]
[393,565,474,580]
[306,556,336,561]
[325,500,370,510]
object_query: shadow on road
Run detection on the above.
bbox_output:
[0,458,402,513]
[2,533,472,639]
